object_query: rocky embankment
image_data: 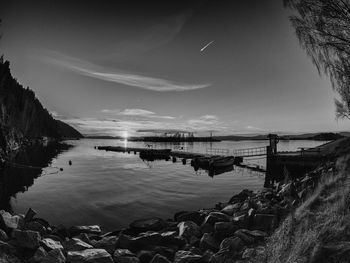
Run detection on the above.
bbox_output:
[0,160,333,263]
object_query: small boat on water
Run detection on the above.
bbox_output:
[209,156,235,169]
[192,156,235,169]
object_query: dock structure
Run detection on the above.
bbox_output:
[96,134,339,184]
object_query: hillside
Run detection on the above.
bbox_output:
[0,58,83,158]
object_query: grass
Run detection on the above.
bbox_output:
[260,153,350,263]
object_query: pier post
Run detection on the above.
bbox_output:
[264,145,273,187]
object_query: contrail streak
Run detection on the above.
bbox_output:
[200,40,214,52]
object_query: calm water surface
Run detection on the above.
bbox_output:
[7,139,326,231]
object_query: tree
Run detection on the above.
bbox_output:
[284,0,350,119]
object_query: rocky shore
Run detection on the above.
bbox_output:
[0,159,334,263]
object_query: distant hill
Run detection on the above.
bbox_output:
[215,132,347,141]
[0,58,83,158]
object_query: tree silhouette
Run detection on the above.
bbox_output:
[284,0,350,119]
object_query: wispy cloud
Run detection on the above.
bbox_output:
[101,108,175,119]
[44,52,210,92]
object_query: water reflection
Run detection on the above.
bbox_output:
[0,143,71,212]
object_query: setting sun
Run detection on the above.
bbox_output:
[122,130,128,139]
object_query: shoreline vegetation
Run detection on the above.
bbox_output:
[0,137,348,263]
[85,132,347,142]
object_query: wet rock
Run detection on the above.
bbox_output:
[132,231,162,249]
[253,214,276,232]
[0,253,21,263]
[233,230,254,245]
[242,246,266,259]
[160,231,186,247]
[199,233,220,252]
[130,218,166,233]
[63,237,93,251]
[13,229,41,249]
[52,225,69,239]
[229,189,253,203]
[210,237,244,263]
[33,246,48,262]
[174,211,204,226]
[173,250,201,263]
[149,254,171,263]
[178,221,201,240]
[220,203,241,216]
[137,250,154,263]
[232,214,248,228]
[114,249,139,263]
[201,250,214,263]
[240,229,267,241]
[41,238,64,251]
[200,223,214,234]
[77,233,92,244]
[116,234,134,250]
[67,249,113,263]
[153,246,176,261]
[93,236,118,254]
[214,222,239,240]
[0,210,22,230]
[0,241,17,255]
[24,208,37,222]
[202,212,230,226]
[41,248,66,263]
[0,229,8,241]
[69,225,101,236]
[189,236,200,247]
[25,221,47,235]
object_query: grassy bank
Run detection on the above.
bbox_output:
[261,140,350,263]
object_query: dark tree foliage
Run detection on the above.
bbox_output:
[284,0,350,119]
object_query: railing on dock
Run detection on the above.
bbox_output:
[206,148,230,156]
[232,146,267,157]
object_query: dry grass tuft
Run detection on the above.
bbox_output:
[262,155,350,263]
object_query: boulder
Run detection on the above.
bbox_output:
[137,250,154,263]
[64,237,93,251]
[201,250,214,263]
[173,250,201,263]
[149,254,171,263]
[93,236,118,254]
[129,218,166,232]
[24,208,37,222]
[253,214,276,232]
[25,221,47,235]
[113,249,139,263]
[160,231,186,247]
[13,229,41,249]
[199,233,220,252]
[33,246,48,262]
[229,189,253,203]
[0,240,16,255]
[214,222,239,240]
[133,231,162,248]
[41,248,66,263]
[202,212,230,226]
[200,223,214,234]
[0,210,22,230]
[210,237,244,263]
[220,203,241,216]
[69,225,101,236]
[177,221,201,240]
[41,238,64,251]
[174,211,204,225]
[116,234,134,250]
[67,249,113,263]
[233,230,254,245]
[240,229,267,241]
[0,229,8,241]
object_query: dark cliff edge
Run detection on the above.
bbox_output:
[0,58,83,160]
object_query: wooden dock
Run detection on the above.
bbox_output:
[96,135,343,185]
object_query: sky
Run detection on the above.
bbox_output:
[1,0,350,136]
